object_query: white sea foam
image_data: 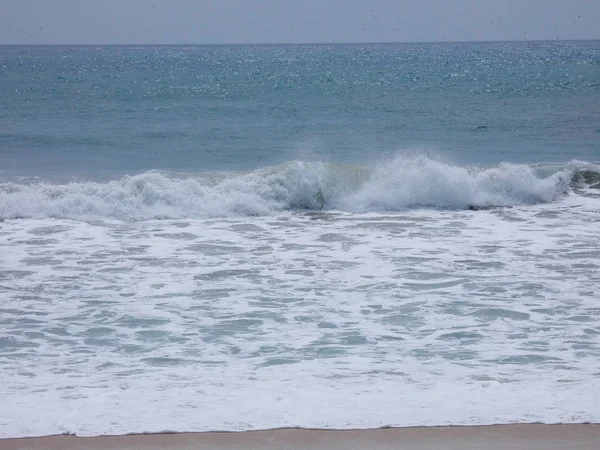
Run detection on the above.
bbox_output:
[1,192,600,437]
[343,156,574,210]
[0,156,593,220]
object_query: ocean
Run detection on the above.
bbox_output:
[0,42,599,438]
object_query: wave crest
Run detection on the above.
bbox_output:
[0,157,594,220]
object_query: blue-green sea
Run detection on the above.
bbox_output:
[2,42,599,179]
[1,42,599,437]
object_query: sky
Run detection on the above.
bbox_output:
[1,0,599,45]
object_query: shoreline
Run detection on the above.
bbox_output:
[2,424,600,450]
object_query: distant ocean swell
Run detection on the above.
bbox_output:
[0,156,597,220]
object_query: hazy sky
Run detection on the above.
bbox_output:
[1,0,599,45]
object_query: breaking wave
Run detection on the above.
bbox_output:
[0,156,597,220]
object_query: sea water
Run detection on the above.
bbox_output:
[0,42,599,438]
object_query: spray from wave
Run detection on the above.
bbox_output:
[0,156,595,220]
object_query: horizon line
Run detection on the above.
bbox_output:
[1,38,599,47]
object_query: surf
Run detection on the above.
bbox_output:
[0,156,596,220]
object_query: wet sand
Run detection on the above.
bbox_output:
[2,424,600,450]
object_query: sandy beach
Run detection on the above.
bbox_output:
[2,424,600,450]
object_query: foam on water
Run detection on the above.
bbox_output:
[2,42,600,439]
[1,190,600,437]
[0,156,593,220]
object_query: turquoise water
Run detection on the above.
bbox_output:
[1,42,600,437]
[1,42,599,180]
